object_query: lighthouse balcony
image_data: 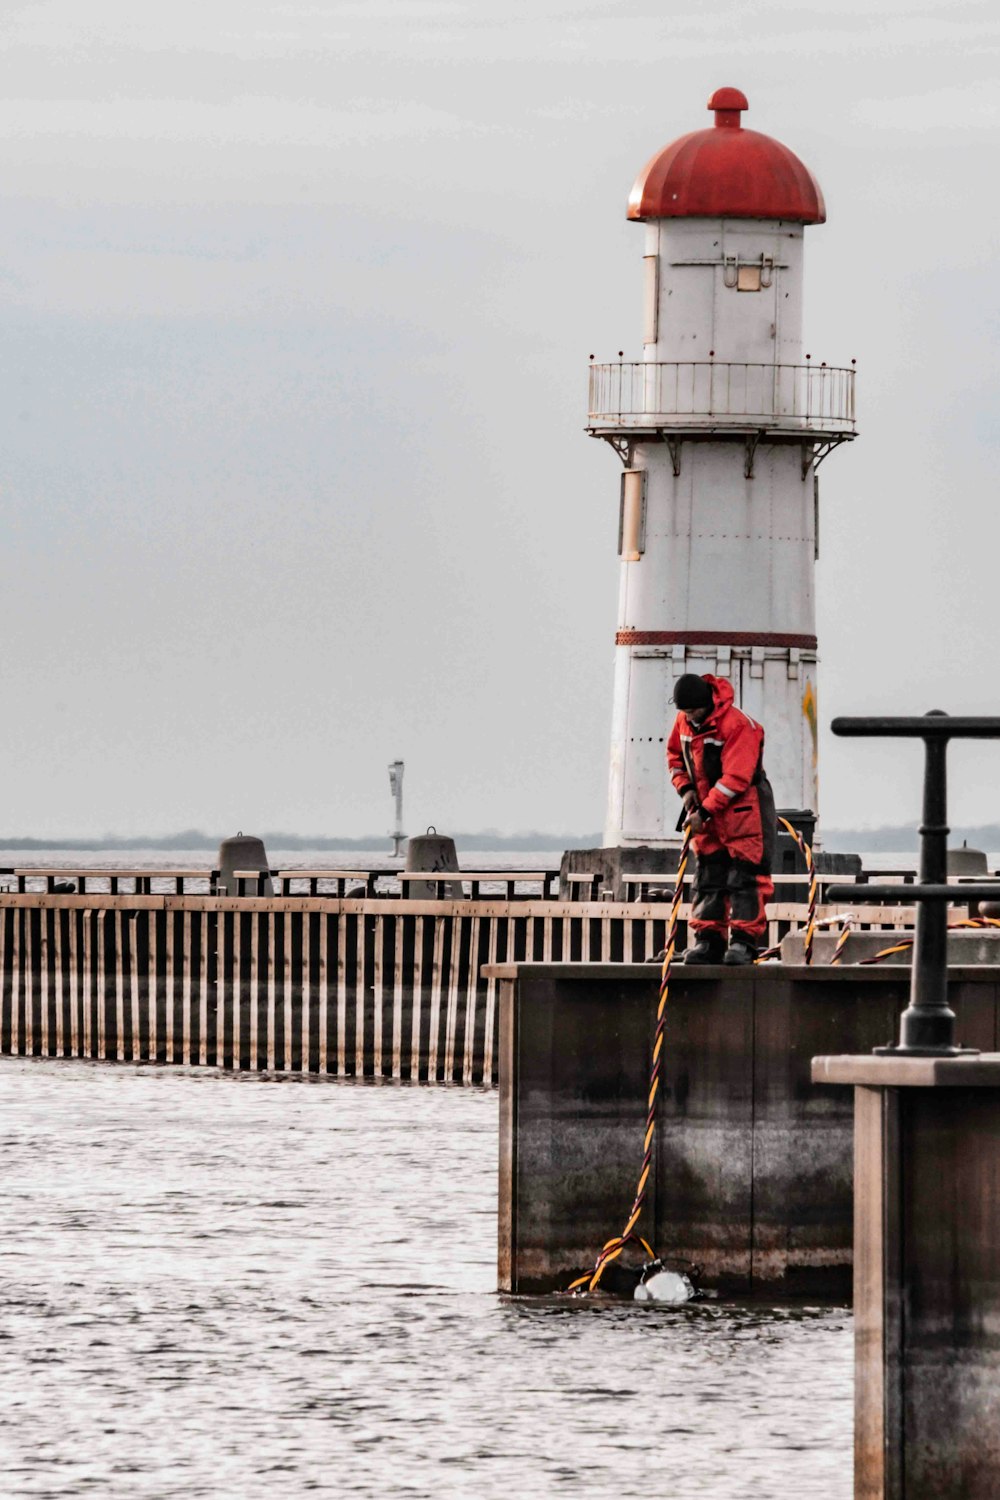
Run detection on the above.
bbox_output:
[587,360,856,439]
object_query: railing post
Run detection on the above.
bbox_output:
[908,728,949,1029]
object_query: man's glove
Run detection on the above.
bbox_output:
[675,788,698,832]
[676,789,709,834]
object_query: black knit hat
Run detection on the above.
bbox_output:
[671,674,714,711]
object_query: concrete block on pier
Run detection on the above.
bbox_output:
[405,828,460,900]
[217,833,273,897]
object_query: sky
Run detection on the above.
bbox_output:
[1,0,999,838]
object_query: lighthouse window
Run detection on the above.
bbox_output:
[737,264,762,292]
[643,254,659,343]
[619,470,646,560]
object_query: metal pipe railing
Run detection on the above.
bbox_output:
[587,360,856,433]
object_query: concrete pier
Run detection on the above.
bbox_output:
[491,962,1000,1295]
[813,1054,1000,1498]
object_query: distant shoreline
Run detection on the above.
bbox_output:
[1,823,997,854]
[0,831,603,853]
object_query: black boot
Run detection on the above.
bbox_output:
[723,936,758,966]
[681,933,726,965]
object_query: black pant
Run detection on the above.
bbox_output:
[689,850,771,942]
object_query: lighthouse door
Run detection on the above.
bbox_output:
[621,654,670,841]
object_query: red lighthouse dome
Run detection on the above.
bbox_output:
[627,88,825,224]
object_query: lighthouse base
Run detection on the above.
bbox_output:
[562,813,859,901]
[558,844,681,902]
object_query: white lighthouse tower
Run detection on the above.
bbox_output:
[593,88,856,848]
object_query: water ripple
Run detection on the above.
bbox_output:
[0,1057,851,1498]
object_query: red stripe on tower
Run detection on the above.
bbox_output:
[615,631,818,650]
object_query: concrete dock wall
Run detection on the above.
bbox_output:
[493,963,1000,1296]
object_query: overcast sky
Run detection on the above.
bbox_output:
[1,0,998,839]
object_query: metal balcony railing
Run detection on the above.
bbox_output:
[587,360,856,435]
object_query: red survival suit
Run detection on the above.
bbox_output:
[666,675,776,944]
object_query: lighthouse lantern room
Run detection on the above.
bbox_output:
[592,88,856,848]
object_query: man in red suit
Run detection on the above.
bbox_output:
[666,673,776,965]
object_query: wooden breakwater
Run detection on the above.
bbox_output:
[0,887,916,1084]
[0,893,676,1083]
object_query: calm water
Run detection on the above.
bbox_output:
[0,847,570,897]
[0,847,570,872]
[0,1059,851,1499]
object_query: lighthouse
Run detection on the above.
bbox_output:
[592,88,856,849]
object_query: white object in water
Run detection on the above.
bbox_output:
[634,1269,695,1304]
